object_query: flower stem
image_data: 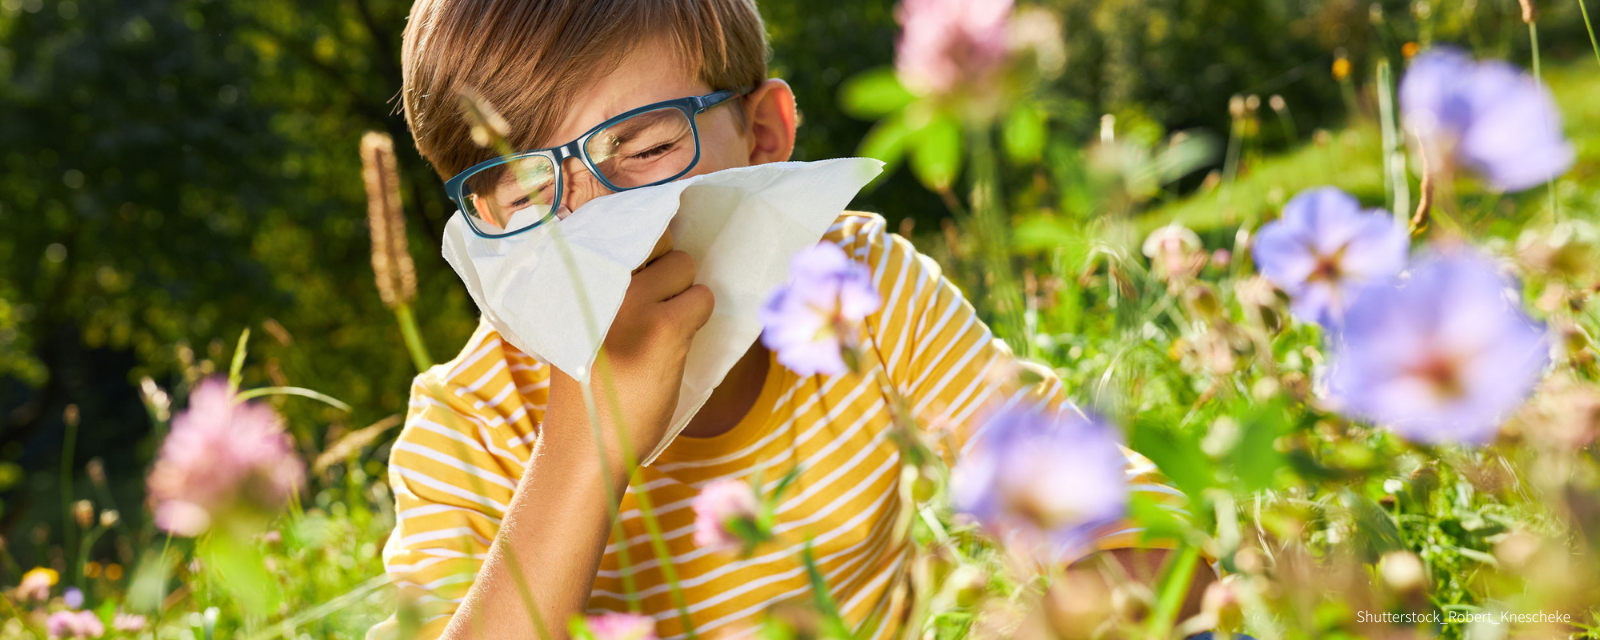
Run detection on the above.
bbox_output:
[1580,0,1600,67]
[1376,58,1411,226]
[61,411,79,587]
[1528,21,1560,221]
[1145,543,1202,638]
[393,304,434,372]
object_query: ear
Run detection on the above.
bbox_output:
[743,78,797,164]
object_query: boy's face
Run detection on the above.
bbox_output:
[494,37,795,217]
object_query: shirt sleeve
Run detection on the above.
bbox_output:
[831,213,1187,557]
[369,331,546,640]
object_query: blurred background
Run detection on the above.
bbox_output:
[0,0,1595,570]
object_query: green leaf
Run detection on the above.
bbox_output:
[838,67,915,119]
[202,531,282,615]
[1002,102,1048,164]
[910,114,963,192]
[1013,215,1088,255]
[126,547,176,614]
[228,327,250,395]
[1127,492,1189,540]
[1341,489,1405,560]
[1229,401,1289,492]
[858,114,913,172]
[235,386,353,412]
[1131,418,1216,507]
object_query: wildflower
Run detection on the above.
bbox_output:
[951,405,1128,563]
[16,567,57,602]
[63,586,84,609]
[46,610,104,639]
[895,0,1013,95]
[1378,551,1427,599]
[582,612,656,640]
[1141,223,1203,283]
[760,243,881,376]
[73,501,93,529]
[1200,578,1244,632]
[691,478,763,552]
[1328,250,1548,444]
[147,378,305,536]
[112,613,147,634]
[1399,46,1574,192]
[1252,187,1408,327]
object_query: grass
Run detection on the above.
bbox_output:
[1138,61,1600,234]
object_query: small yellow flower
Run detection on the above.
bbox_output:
[16,567,58,601]
[85,562,102,579]
[105,564,124,581]
[1401,42,1419,59]
[1332,57,1352,81]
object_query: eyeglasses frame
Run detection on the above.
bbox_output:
[445,88,746,239]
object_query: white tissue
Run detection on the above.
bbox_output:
[441,158,884,464]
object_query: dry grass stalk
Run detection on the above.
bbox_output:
[360,131,417,309]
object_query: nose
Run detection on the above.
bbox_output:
[559,156,613,213]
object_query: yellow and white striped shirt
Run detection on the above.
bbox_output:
[375,212,1176,640]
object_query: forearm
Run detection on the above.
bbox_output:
[440,391,634,640]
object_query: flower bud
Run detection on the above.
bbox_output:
[99,510,119,529]
[73,500,94,529]
[1201,578,1244,632]
[86,458,106,487]
[1378,551,1427,601]
[1494,531,1541,571]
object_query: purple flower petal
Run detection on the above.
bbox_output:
[952,405,1129,563]
[1329,250,1549,444]
[1252,187,1408,327]
[1400,46,1574,192]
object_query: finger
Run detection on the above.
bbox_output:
[633,250,697,302]
[661,283,715,333]
[635,229,674,274]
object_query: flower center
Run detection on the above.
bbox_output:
[1408,351,1468,400]
[1308,245,1348,283]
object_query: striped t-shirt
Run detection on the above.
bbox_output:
[373,212,1178,640]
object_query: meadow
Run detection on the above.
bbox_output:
[3,0,1600,639]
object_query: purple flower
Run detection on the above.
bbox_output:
[47,610,104,639]
[62,586,84,609]
[760,243,882,377]
[1399,46,1574,192]
[147,378,305,536]
[583,612,657,640]
[1329,250,1549,444]
[896,0,1013,95]
[951,405,1129,563]
[691,478,761,551]
[1253,187,1409,327]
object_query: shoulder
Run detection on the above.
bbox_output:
[821,210,946,285]
[397,320,545,469]
[821,211,891,255]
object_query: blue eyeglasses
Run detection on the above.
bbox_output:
[445,89,744,238]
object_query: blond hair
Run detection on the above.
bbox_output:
[401,0,769,180]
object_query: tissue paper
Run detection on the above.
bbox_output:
[441,157,884,464]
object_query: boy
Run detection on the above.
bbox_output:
[375,1,1208,639]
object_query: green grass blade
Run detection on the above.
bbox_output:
[235,386,352,412]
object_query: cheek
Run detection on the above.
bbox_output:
[682,117,750,177]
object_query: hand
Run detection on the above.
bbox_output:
[547,229,714,461]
